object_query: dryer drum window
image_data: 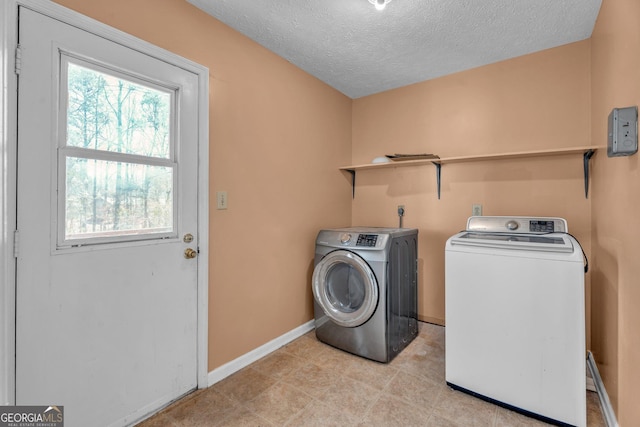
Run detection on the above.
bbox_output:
[312,250,378,328]
[325,263,365,312]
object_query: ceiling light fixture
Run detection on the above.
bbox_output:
[368,0,392,11]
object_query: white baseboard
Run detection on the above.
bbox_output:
[587,351,619,427]
[207,320,315,386]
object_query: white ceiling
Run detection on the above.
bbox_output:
[187,0,602,99]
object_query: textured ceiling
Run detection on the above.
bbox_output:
[187,0,602,99]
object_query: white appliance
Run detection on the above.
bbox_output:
[445,216,586,427]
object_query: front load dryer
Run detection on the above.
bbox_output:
[312,227,418,363]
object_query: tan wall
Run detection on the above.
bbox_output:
[52,0,353,370]
[590,0,640,424]
[352,42,593,327]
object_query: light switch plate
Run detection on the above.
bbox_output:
[216,191,228,210]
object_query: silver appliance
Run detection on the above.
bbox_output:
[445,216,586,427]
[312,227,418,363]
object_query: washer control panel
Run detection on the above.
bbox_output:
[466,216,567,234]
[529,220,557,233]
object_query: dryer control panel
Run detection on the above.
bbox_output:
[338,232,381,247]
[356,234,378,247]
[316,230,390,249]
[316,227,416,250]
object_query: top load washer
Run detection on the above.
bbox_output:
[312,227,418,363]
[445,216,586,427]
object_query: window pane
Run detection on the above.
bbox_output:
[66,62,171,158]
[65,157,174,240]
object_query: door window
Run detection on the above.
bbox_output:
[325,263,366,313]
[59,56,177,246]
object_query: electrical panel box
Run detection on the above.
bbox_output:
[608,106,638,157]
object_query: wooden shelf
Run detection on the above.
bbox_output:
[339,158,439,172]
[340,146,599,199]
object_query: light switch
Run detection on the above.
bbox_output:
[216,191,228,210]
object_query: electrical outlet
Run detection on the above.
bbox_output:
[397,205,405,216]
[216,191,228,210]
[472,204,482,216]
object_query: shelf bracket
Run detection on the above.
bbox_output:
[346,169,356,199]
[583,149,595,199]
[432,162,442,199]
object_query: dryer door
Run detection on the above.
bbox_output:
[312,250,379,327]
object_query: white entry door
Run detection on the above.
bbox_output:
[16,7,201,426]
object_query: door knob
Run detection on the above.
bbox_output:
[184,248,197,259]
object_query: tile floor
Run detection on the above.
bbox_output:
[138,322,606,426]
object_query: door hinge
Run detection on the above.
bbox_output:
[13,230,19,258]
[15,44,22,75]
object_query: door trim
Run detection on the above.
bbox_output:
[0,0,18,407]
[0,0,210,405]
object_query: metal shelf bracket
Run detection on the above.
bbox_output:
[433,162,442,199]
[583,149,595,199]
[346,169,356,199]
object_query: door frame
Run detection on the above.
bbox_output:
[0,0,210,405]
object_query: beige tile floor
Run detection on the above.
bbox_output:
[138,322,606,426]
